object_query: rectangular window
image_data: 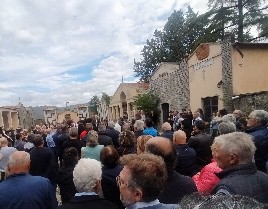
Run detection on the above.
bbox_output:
[202,96,218,121]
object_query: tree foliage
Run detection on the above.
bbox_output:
[133,92,160,116]
[101,92,111,107]
[208,0,268,42]
[89,95,99,115]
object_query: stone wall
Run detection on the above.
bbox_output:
[149,61,190,111]
[233,91,268,115]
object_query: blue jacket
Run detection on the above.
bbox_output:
[0,173,57,209]
[246,125,268,172]
[143,127,158,137]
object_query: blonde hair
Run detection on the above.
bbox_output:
[86,131,99,147]
[137,135,153,154]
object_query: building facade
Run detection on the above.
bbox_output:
[109,83,149,120]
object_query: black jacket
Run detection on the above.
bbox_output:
[213,162,268,203]
[57,195,118,209]
[105,128,120,148]
[98,131,113,147]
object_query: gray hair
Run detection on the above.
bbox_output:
[9,151,30,168]
[73,158,102,192]
[134,120,144,130]
[162,122,171,131]
[108,121,115,128]
[249,110,268,126]
[69,127,78,137]
[218,122,236,135]
[221,114,236,124]
[213,132,256,165]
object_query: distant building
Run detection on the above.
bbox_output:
[97,97,111,121]
[0,102,34,130]
[108,83,149,120]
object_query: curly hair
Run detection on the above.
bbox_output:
[119,131,134,147]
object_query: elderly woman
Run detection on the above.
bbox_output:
[160,122,173,140]
[100,146,124,209]
[117,130,136,156]
[81,131,104,161]
[211,132,268,203]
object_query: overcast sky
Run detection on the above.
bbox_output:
[0,0,210,107]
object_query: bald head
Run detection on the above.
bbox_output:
[146,137,173,155]
[173,130,187,145]
[7,151,30,175]
[0,137,8,147]
[146,137,176,174]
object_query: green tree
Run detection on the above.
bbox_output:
[134,6,220,82]
[133,92,160,116]
[208,0,268,42]
[89,95,99,115]
[101,92,111,107]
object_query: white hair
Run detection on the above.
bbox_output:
[213,132,256,164]
[249,110,268,126]
[221,114,236,124]
[218,122,236,135]
[108,121,115,128]
[134,120,144,130]
[73,158,102,192]
[162,122,171,131]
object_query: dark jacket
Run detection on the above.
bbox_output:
[174,144,198,177]
[160,130,174,141]
[98,131,113,147]
[56,166,77,204]
[62,139,84,159]
[29,147,57,184]
[0,173,57,209]
[246,125,268,173]
[57,195,118,209]
[188,132,213,169]
[159,171,197,204]
[101,164,124,209]
[105,128,120,148]
[213,162,268,203]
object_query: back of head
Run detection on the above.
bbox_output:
[162,122,171,131]
[194,120,206,131]
[69,127,78,138]
[63,147,78,168]
[107,121,115,129]
[100,145,119,167]
[221,114,236,124]
[73,158,102,193]
[218,122,236,135]
[134,120,144,131]
[86,131,99,147]
[137,135,153,154]
[213,132,256,165]
[32,134,44,147]
[145,118,153,128]
[0,137,8,147]
[7,151,30,175]
[119,130,134,147]
[16,133,22,140]
[173,130,187,145]
[120,153,167,202]
[145,137,176,174]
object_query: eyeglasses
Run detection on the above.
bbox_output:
[116,175,129,187]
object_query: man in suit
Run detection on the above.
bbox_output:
[58,158,118,209]
[0,151,57,209]
[118,154,177,209]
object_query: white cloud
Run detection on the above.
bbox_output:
[0,0,208,107]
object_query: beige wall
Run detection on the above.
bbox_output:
[57,111,79,123]
[188,43,223,111]
[151,62,179,80]
[232,47,268,95]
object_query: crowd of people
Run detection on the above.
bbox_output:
[0,108,267,209]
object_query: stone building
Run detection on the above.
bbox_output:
[149,62,189,123]
[188,39,268,120]
[0,102,34,130]
[109,83,149,120]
